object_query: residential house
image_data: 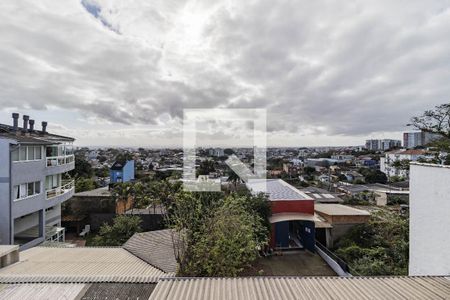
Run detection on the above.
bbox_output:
[246,179,316,252]
[110,160,135,183]
[380,149,430,179]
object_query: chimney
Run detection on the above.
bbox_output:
[29,119,35,132]
[12,113,19,131]
[41,121,47,134]
[22,115,29,133]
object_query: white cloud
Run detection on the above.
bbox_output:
[0,0,449,146]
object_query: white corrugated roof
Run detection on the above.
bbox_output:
[0,284,86,300]
[0,247,171,283]
[149,276,450,300]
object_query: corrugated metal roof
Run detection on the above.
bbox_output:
[123,229,179,274]
[149,276,450,300]
[0,247,171,283]
[0,284,86,300]
[80,283,156,299]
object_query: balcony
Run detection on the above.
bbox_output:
[46,154,75,167]
[46,180,75,200]
[45,155,75,175]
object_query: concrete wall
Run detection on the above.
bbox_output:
[409,163,450,276]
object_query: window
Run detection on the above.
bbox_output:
[46,175,59,190]
[27,147,35,160]
[35,181,41,194]
[13,181,41,201]
[12,146,43,162]
[12,148,19,161]
[34,146,42,159]
[19,147,26,160]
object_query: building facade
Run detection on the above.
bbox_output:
[403,131,441,149]
[0,113,75,249]
[246,179,316,252]
[380,149,429,179]
[409,163,450,276]
[110,160,135,183]
[365,139,401,151]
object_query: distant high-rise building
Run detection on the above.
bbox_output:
[365,139,401,151]
[403,131,441,149]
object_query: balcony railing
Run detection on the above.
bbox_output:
[46,180,75,199]
[46,155,75,167]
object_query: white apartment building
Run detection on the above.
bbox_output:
[0,113,75,249]
[380,149,430,179]
[365,139,401,151]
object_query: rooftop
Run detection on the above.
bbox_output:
[246,179,312,201]
[0,247,169,283]
[123,229,179,274]
[315,204,370,216]
[301,187,344,203]
[149,276,450,300]
[0,123,74,145]
[0,283,157,300]
[73,186,111,197]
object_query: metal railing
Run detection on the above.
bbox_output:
[46,155,75,167]
[46,180,75,199]
[315,240,351,273]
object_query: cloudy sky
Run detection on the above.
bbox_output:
[0,0,449,147]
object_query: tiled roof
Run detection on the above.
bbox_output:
[123,229,179,274]
[0,247,169,283]
[246,179,312,201]
[149,276,450,300]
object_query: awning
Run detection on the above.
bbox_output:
[269,212,319,223]
[269,213,333,228]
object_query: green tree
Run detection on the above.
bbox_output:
[186,204,262,276]
[168,192,269,277]
[71,155,93,178]
[75,178,96,192]
[90,215,142,246]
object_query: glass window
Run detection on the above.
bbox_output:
[14,185,19,200]
[27,146,35,160]
[27,182,34,196]
[46,146,58,157]
[35,146,42,160]
[35,181,41,194]
[19,147,27,160]
[12,148,19,161]
[19,184,27,198]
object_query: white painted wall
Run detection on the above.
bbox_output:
[409,163,450,276]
